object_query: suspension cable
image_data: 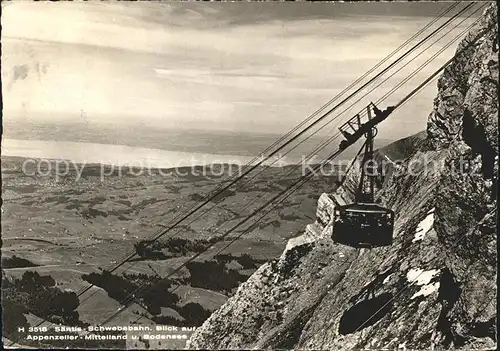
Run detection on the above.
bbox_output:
[19,2,482,337]
[73,18,478,312]
[151,0,461,219]
[94,18,495,328]
[73,2,475,290]
[86,141,361,328]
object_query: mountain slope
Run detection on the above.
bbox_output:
[187,4,498,350]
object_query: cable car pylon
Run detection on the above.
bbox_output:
[332,102,395,248]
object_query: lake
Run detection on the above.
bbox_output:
[2,123,378,168]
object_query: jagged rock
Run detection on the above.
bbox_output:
[315,193,337,227]
[428,4,498,155]
[285,193,344,254]
[187,4,498,350]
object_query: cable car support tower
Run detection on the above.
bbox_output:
[339,102,394,202]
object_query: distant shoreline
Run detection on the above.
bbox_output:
[2,139,306,169]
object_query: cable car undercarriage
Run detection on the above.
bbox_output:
[332,103,395,249]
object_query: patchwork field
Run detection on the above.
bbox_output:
[1,156,340,349]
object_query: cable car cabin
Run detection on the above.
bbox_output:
[332,203,394,248]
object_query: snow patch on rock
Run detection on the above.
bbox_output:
[412,208,435,243]
[411,282,440,300]
[406,268,440,285]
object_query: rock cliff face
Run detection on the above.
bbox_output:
[187,5,498,350]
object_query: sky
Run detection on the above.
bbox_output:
[1,1,484,141]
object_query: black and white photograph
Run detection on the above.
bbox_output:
[1,1,498,349]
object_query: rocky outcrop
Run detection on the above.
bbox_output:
[187,5,497,350]
[428,4,498,156]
